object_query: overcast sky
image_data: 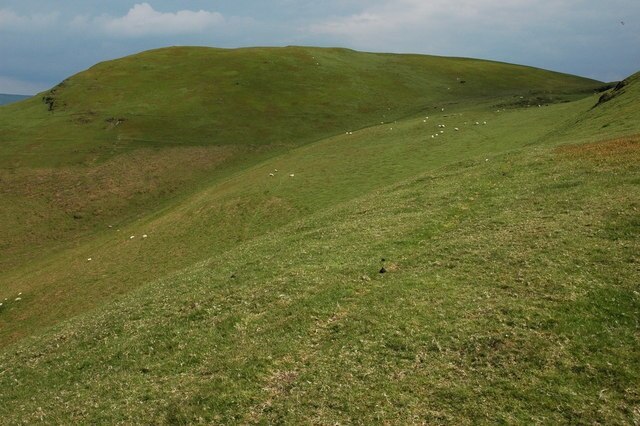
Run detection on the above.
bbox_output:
[1,0,638,94]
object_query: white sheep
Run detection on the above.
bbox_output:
[269,173,274,177]
[454,127,459,131]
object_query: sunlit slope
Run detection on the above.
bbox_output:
[0,46,602,168]
[0,51,637,423]
[0,132,637,423]
[0,47,603,285]
[0,92,610,347]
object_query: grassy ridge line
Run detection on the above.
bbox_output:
[1,134,637,423]
[0,94,605,346]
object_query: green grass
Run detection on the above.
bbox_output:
[0,47,638,423]
[0,47,603,277]
[1,134,637,423]
[0,93,612,346]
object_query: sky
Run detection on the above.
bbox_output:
[1,0,639,94]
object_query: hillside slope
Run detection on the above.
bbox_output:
[0,47,604,302]
[0,46,602,168]
[0,48,637,422]
[1,132,637,423]
[0,89,619,347]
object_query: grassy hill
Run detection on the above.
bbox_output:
[0,47,604,323]
[0,46,602,168]
[0,48,638,423]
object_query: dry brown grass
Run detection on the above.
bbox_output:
[556,134,640,161]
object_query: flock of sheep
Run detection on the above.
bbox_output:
[426,116,488,139]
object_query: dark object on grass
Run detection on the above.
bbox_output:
[595,79,627,107]
[379,267,387,274]
[381,258,386,262]
[230,274,236,279]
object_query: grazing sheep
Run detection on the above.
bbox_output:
[483,121,487,125]
[142,234,148,238]
[289,173,295,177]
[475,122,480,125]
[269,173,274,177]
[87,258,92,261]
[454,127,459,131]
[130,235,135,239]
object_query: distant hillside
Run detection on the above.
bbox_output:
[0,46,603,168]
[0,93,30,106]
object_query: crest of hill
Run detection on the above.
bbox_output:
[0,46,602,168]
